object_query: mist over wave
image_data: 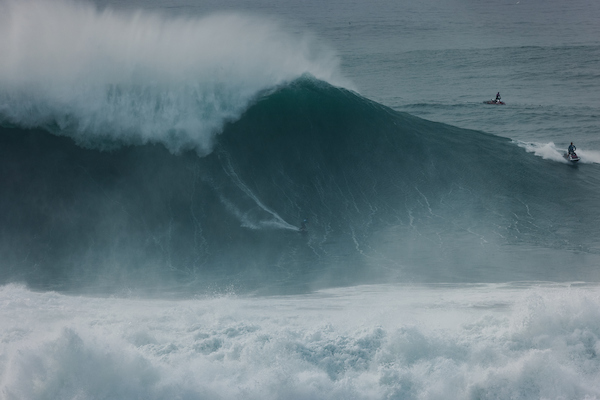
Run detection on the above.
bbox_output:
[0,0,349,154]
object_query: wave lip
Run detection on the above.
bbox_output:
[0,0,351,154]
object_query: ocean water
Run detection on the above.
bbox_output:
[1,0,600,398]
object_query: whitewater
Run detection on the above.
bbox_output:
[3,283,600,399]
[0,0,349,153]
[2,0,600,399]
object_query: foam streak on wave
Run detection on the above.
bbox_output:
[0,0,349,154]
[220,150,298,230]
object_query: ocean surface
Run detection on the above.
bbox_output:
[1,0,600,398]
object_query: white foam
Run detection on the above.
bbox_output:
[2,283,600,399]
[0,0,351,154]
[221,152,299,230]
[517,141,600,165]
[517,141,568,163]
[577,149,600,164]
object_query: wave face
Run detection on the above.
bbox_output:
[2,77,600,294]
[0,0,347,154]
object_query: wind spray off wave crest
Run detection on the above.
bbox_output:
[0,0,350,153]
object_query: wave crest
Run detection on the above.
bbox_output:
[0,0,350,153]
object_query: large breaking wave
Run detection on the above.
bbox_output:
[0,0,349,154]
[2,76,600,294]
[1,1,599,294]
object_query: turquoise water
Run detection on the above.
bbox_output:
[1,0,600,398]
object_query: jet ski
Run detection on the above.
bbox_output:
[564,152,580,163]
[484,99,505,105]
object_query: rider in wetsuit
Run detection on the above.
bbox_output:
[568,142,576,155]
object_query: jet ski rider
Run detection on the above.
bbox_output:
[568,142,576,155]
[495,92,501,103]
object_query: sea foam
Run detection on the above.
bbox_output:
[517,141,600,165]
[0,0,349,154]
[2,283,600,399]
